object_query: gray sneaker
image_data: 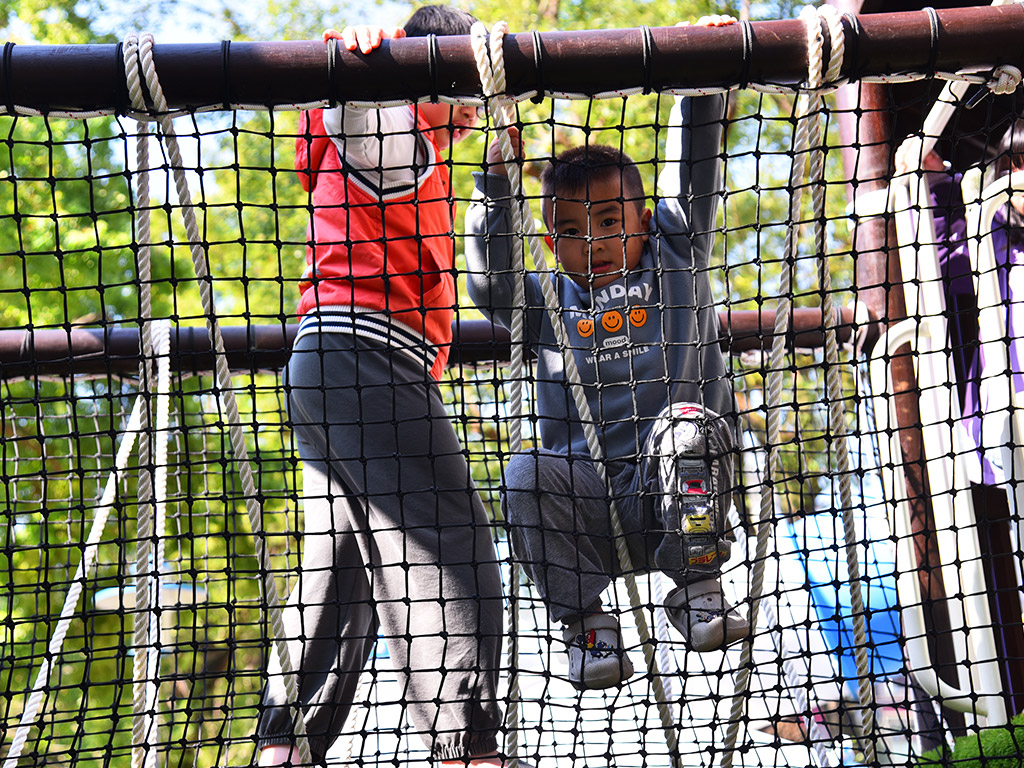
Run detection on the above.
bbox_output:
[649,402,735,524]
[665,579,749,652]
[562,613,635,690]
[645,402,736,577]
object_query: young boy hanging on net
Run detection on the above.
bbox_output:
[466,15,750,691]
[256,7,525,767]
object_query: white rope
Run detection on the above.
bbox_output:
[792,6,877,760]
[988,64,1022,94]
[121,32,312,766]
[2,393,146,768]
[128,315,171,768]
[123,34,160,768]
[811,7,877,761]
[469,22,530,768]
[471,20,681,768]
[142,319,171,768]
[720,7,876,767]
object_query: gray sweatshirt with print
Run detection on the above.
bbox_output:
[465,94,735,464]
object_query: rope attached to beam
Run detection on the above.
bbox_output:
[813,6,878,758]
[470,22,530,768]
[121,32,312,766]
[720,7,877,767]
[471,20,682,768]
[124,36,162,765]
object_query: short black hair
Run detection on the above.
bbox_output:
[998,117,1024,174]
[996,117,1024,232]
[540,144,647,224]
[403,5,478,37]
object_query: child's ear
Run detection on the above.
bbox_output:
[544,234,555,252]
[641,207,653,231]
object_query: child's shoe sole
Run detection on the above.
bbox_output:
[665,580,749,652]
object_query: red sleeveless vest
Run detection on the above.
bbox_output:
[295,107,456,379]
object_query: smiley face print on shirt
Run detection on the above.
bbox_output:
[568,300,660,374]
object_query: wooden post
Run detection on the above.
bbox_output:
[836,75,968,743]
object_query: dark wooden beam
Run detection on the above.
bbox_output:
[3,6,1024,113]
[0,307,859,379]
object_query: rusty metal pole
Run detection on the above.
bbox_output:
[4,6,1024,112]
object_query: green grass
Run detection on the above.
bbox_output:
[914,714,1024,768]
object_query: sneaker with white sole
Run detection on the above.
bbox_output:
[665,579,749,652]
[562,613,634,690]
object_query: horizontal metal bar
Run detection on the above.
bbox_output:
[3,6,1023,113]
[0,308,858,378]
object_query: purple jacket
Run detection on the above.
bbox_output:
[929,173,1024,485]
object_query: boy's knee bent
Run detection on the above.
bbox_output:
[502,451,582,527]
[504,451,574,495]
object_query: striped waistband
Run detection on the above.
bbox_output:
[295,307,439,372]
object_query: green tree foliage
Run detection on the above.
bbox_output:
[0,117,137,327]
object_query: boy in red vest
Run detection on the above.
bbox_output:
[256,7,515,766]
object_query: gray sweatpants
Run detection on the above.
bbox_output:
[257,332,504,764]
[504,447,728,626]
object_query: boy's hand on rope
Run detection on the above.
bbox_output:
[323,25,406,54]
[894,139,946,175]
[677,14,738,27]
[485,124,524,177]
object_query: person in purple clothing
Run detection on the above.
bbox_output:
[896,118,1024,486]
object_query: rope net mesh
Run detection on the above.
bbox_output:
[1,23,1022,768]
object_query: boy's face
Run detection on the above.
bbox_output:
[416,102,479,150]
[546,176,652,290]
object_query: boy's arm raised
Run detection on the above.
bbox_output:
[465,171,521,331]
[657,92,727,248]
[320,26,418,188]
[656,16,733,263]
[465,127,544,332]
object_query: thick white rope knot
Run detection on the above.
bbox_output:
[989,64,1022,95]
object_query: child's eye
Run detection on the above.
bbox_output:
[600,217,619,228]
[559,227,581,237]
